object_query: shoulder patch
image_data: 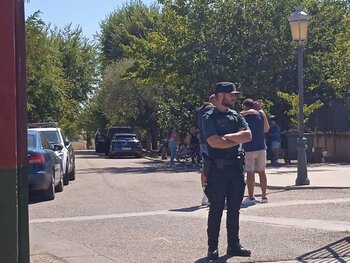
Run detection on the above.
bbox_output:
[228,108,239,116]
[204,107,216,119]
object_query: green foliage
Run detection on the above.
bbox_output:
[99,0,159,66]
[26,12,66,122]
[50,25,99,136]
[303,0,350,100]
[26,12,99,138]
[77,97,108,139]
[277,91,323,125]
[98,59,159,133]
[27,0,350,139]
[95,0,350,135]
[329,16,350,96]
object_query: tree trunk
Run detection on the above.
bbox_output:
[149,120,159,150]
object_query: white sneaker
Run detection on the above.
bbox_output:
[241,197,256,207]
[202,195,210,206]
[260,197,268,203]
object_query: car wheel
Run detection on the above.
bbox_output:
[55,167,64,192]
[69,166,76,181]
[43,169,55,201]
[63,162,69,186]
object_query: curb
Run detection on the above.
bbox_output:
[143,156,167,163]
[255,182,350,190]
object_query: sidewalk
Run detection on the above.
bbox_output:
[264,163,350,189]
[145,154,350,189]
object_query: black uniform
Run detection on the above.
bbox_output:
[201,107,249,250]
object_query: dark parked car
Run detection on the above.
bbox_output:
[27,130,64,201]
[95,126,134,154]
[109,133,143,158]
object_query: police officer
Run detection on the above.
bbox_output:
[201,82,252,260]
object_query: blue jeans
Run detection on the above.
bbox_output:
[168,141,177,164]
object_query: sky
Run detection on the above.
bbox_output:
[25,0,156,39]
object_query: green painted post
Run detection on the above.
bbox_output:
[0,0,29,262]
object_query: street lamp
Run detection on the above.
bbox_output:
[288,7,310,185]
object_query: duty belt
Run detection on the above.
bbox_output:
[212,158,240,167]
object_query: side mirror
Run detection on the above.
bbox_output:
[53,144,64,151]
[64,140,70,146]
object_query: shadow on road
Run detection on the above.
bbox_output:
[78,163,199,175]
[194,254,234,263]
[297,236,350,262]
[169,205,208,212]
[28,191,51,204]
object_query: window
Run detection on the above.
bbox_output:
[60,129,66,142]
[113,135,136,141]
[40,133,52,149]
[42,131,61,144]
[28,134,36,148]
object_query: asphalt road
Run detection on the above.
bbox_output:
[29,151,350,263]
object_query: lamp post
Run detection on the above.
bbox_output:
[288,7,310,185]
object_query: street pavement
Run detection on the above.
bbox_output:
[262,162,350,189]
[29,151,350,263]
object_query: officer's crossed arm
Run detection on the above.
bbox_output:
[223,129,252,144]
[223,112,252,144]
[207,135,240,149]
[202,110,251,149]
[202,112,241,149]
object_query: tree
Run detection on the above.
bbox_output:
[50,25,99,136]
[98,59,160,149]
[98,0,350,135]
[77,97,108,140]
[329,16,350,97]
[277,91,323,127]
[26,12,66,122]
[26,12,99,138]
[99,0,160,66]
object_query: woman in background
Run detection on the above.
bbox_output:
[167,128,179,166]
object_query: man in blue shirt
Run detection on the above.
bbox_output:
[240,99,270,206]
[202,82,252,260]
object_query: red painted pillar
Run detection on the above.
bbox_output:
[0,0,29,262]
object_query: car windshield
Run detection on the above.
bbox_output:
[113,136,136,141]
[27,134,36,148]
[42,131,61,144]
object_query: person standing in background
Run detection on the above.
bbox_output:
[94,128,101,151]
[268,116,281,167]
[197,94,217,206]
[167,128,179,166]
[240,99,270,206]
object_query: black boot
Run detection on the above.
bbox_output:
[227,243,251,257]
[207,248,219,260]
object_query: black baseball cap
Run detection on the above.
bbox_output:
[215,82,242,94]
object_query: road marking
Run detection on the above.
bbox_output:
[240,216,350,232]
[242,197,350,210]
[29,197,350,232]
[29,210,168,223]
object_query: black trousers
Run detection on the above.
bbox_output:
[205,163,245,249]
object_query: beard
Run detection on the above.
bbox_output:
[222,98,234,108]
